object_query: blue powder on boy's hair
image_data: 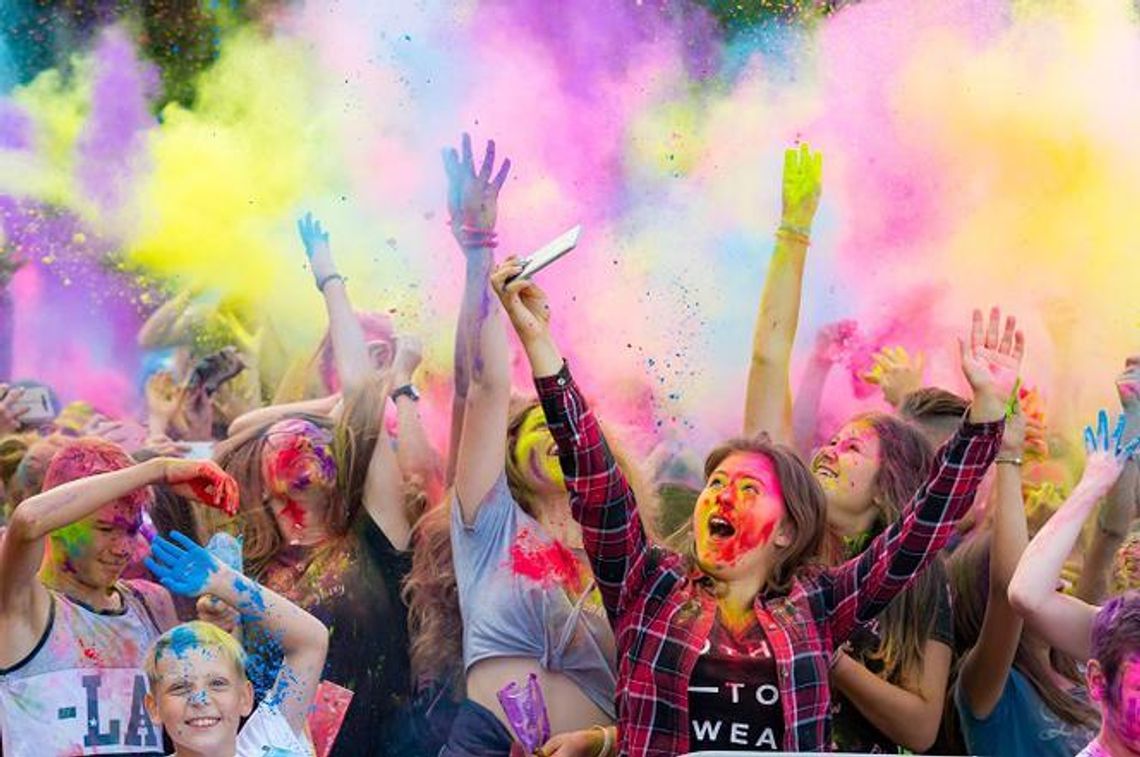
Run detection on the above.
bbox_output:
[168,625,201,658]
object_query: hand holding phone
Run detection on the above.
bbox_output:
[187,347,246,397]
[504,225,581,284]
[6,383,55,427]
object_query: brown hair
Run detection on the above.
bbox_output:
[666,434,827,595]
[948,534,1099,732]
[402,501,464,697]
[845,413,946,686]
[898,387,970,422]
[899,387,970,447]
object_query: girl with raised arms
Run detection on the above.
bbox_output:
[489,143,1018,754]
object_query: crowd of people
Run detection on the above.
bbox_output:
[0,135,1137,757]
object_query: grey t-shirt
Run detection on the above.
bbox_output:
[451,473,617,719]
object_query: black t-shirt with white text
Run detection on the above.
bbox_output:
[688,616,784,751]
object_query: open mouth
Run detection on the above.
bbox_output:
[185,716,221,729]
[813,463,838,479]
[707,515,736,538]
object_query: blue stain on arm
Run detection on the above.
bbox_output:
[144,531,219,597]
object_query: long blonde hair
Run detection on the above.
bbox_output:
[402,501,464,695]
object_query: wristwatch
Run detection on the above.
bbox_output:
[391,384,420,403]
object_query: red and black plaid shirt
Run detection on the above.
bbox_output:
[535,364,1001,756]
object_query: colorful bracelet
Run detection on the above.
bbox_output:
[456,225,498,249]
[776,225,811,246]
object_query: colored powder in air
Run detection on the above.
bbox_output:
[2,0,1140,458]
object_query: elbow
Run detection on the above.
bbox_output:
[6,505,47,543]
[1007,579,1040,619]
[906,723,940,754]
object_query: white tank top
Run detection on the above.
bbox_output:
[0,580,168,756]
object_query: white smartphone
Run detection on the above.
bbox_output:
[10,385,55,425]
[507,225,581,283]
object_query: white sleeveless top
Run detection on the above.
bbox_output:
[0,580,169,756]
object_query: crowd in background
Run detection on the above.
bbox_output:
[0,137,1138,757]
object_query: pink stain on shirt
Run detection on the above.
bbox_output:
[508,529,583,592]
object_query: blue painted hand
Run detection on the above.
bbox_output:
[144,530,220,597]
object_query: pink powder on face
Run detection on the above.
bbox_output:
[279,499,306,531]
[508,529,583,591]
[696,451,786,568]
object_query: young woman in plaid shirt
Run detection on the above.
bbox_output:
[487,156,1020,756]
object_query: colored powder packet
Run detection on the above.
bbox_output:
[496,673,550,753]
[206,531,244,572]
[308,680,354,757]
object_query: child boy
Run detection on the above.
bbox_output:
[143,530,329,757]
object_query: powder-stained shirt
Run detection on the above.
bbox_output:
[534,363,1001,756]
[0,580,171,756]
[451,472,617,719]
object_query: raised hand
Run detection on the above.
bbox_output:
[145,531,222,597]
[781,142,823,232]
[812,320,858,366]
[163,459,240,516]
[442,133,511,238]
[0,384,28,434]
[490,257,552,345]
[959,307,1025,422]
[862,345,925,407]
[297,212,337,283]
[392,334,423,385]
[1079,409,1140,495]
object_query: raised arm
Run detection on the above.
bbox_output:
[0,459,237,662]
[491,260,645,621]
[138,289,195,349]
[298,213,372,394]
[389,335,444,499]
[227,394,341,437]
[146,531,328,736]
[1076,358,1140,603]
[791,320,852,455]
[743,143,822,443]
[1009,409,1139,660]
[826,307,1019,642]
[957,401,1031,719]
[445,135,514,521]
